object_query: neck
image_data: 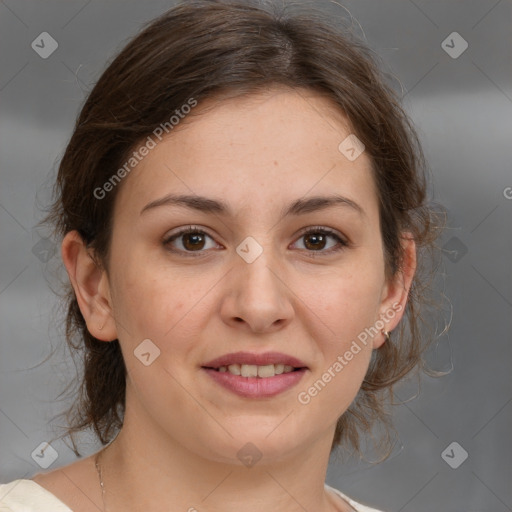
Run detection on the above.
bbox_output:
[96,408,344,511]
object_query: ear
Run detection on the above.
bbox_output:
[373,233,417,349]
[61,230,117,342]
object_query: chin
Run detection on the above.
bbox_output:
[202,423,309,466]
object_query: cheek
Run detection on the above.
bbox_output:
[298,259,384,342]
[111,255,215,349]
[292,260,383,408]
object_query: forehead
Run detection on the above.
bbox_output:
[113,87,379,223]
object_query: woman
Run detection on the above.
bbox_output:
[0,1,440,510]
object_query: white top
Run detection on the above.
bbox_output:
[0,479,384,511]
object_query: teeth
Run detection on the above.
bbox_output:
[215,363,298,377]
[227,364,241,375]
[241,364,258,377]
[257,364,275,378]
[274,364,284,375]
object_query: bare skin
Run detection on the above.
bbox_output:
[32,87,415,512]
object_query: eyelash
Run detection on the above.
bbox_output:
[163,225,348,258]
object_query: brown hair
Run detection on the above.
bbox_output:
[44,0,444,458]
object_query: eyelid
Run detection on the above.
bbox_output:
[163,225,216,242]
[296,225,348,243]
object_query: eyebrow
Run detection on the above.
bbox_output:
[140,193,365,218]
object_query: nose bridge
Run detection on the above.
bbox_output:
[224,234,294,332]
[235,234,283,296]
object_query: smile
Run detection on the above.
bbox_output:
[201,351,309,398]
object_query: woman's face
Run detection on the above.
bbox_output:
[82,88,411,464]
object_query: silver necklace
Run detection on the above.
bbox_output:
[94,449,108,511]
[94,432,121,511]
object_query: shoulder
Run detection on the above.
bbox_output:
[1,455,100,512]
[0,479,72,511]
[325,483,386,512]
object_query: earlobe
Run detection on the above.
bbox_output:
[373,234,417,349]
[61,231,117,341]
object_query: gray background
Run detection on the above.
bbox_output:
[1,1,511,511]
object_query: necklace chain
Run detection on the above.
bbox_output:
[94,449,108,511]
[94,432,121,511]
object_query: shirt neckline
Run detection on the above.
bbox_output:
[2,478,371,512]
[1,479,73,510]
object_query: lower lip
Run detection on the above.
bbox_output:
[202,368,307,398]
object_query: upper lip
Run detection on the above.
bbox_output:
[202,351,308,369]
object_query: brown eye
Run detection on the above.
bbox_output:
[164,227,218,255]
[182,232,207,250]
[303,232,328,251]
[293,227,348,255]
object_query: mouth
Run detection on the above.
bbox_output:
[201,351,308,398]
[201,351,308,377]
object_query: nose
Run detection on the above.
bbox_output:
[219,246,295,334]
